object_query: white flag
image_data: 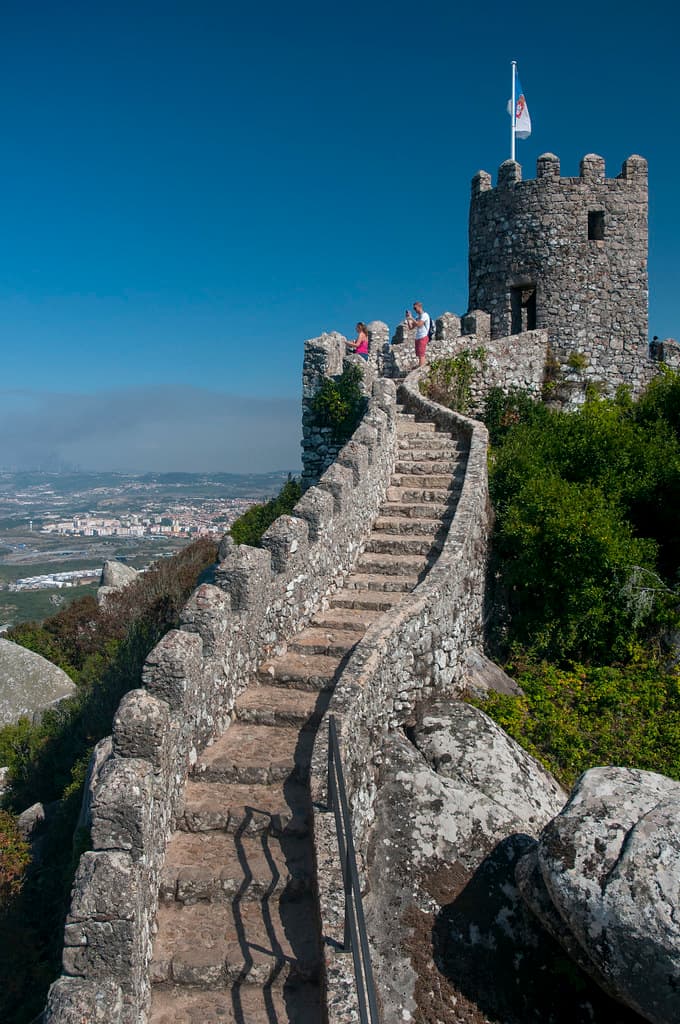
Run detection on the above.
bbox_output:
[513,71,531,139]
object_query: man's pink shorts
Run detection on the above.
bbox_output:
[415,336,428,358]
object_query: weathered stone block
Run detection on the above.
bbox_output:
[261,514,309,573]
[90,758,155,859]
[113,689,170,768]
[180,583,231,654]
[214,544,272,612]
[142,629,203,712]
[45,977,124,1023]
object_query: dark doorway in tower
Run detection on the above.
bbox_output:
[510,285,537,334]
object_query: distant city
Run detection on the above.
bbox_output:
[0,470,291,617]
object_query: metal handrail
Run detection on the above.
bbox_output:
[327,714,380,1023]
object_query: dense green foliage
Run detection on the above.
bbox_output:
[230,476,303,547]
[476,372,680,789]
[0,536,217,1023]
[485,377,680,664]
[420,348,487,414]
[473,657,680,788]
[310,363,366,443]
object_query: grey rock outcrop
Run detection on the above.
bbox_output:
[97,560,138,606]
[516,766,680,1024]
[364,700,568,1022]
[0,637,76,726]
[460,645,524,698]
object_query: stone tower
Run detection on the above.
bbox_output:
[468,153,649,391]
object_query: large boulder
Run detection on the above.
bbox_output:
[0,638,76,726]
[364,699,570,1023]
[97,560,138,606]
[516,766,680,1024]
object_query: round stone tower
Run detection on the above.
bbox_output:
[468,153,649,390]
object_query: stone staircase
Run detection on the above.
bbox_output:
[148,407,468,1024]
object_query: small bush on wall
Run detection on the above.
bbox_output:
[420,348,486,414]
[310,363,366,443]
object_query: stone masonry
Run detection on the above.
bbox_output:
[469,153,653,398]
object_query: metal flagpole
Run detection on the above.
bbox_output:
[511,60,516,161]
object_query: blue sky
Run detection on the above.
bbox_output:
[0,0,677,472]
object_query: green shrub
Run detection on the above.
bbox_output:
[566,350,589,371]
[230,476,302,547]
[0,811,30,904]
[420,348,486,414]
[310,363,366,443]
[472,657,680,788]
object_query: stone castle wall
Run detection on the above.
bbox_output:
[469,153,652,398]
[309,365,491,1012]
[383,309,548,413]
[46,364,401,1024]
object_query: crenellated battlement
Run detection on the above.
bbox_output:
[472,152,648,193]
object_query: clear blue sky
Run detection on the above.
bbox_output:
[1,0,677,472]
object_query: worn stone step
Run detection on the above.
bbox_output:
[397,434,461,450]
[386,486,456,504]
[394,458,457,474]
[355,551,429,576]
[329,590,402,612]
[364,533,441,556]
[160,831,313,905]
[378,500,452,520]
[193,724,313,785]
[151,895,320,988]
[149,982,321,1024]
[181,779,310,837]
[288,625,364,657]
[341,572,417,592]
[312,606,382,631]
[390,473,454,489]
[372,515,443,535]
[235,685,327,730]
[395,420,436,434]
[258,652,346,691]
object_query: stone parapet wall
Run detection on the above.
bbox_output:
[308,368,491,1019]
[45,368,399,1024]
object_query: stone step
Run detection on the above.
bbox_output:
[151,895,320,988]
[394,458,458,474]
[386,486,456,504]
[397,435,461,450]
[395,420,436,434]
[364,533,441,556]
[390,473,454,489]
[258,651,346,691]
[311,607,382,631]
[355,552,429,576]
[288,625,364,657]
[160,831,313,905]
[235,685,327,730]
[149,982,321,1024]
[181,780,310,837]
[193,724,313,785]
[378,500,452,520]
[341,572,417,592]
[329,590,402,612]
[372,515,443,535]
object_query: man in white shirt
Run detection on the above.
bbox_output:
[405,301,431,367]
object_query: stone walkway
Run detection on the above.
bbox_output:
[148,408,468,1024]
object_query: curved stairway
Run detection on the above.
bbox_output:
[148,407,469,1024]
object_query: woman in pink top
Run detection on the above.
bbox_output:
[347,322,369,360]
